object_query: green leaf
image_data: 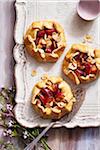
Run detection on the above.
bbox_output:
[0,139,4,144]
[11,129,18,137]
[32,128,40,137]
[1,107,7,112]
[0,87,53,150]
[41,138,52,150]
[0,95,6,105]
[13,124,21,128]
[5,143,16,150]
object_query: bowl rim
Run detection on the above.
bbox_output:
[76,1,100,21]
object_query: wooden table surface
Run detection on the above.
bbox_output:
[0,1,100,150]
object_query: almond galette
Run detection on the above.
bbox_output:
[63,43,100,84]
[24,20,66,62]
[31,75,76,119]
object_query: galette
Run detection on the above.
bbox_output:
[63,43,100,84]
[24,20,66,62]
[31,75,76,119]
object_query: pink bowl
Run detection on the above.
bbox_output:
[77,0,100,21]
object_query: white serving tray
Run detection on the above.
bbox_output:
[14,0,100,128]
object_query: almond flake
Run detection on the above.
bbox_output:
[52,107,61,113]
[68,63,77,70]
[46,39,52,47]
[45,108,51,115]
[41,39,46,44]
[83,34,93,43]
[31,70,37,76]
[50,53,58,58]
[57,102,65,108]
[38,49,45,58]
[52,32,60,42]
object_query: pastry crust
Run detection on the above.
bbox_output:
[31,75,76,119]
[63,43,100,84]
[24,20,66,62]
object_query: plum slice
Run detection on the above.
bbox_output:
[84,63,91,75]
[35,28,57,51]
[37,30,46,37]
[38,84,64,106]
[45,48,52,53]
[37,28,56,38]
[74,51,97,77]
[90,64,97,74]
[75,69,85,76]
[45,29,56,35]
[41,87,53,97]
[39,94,48,105]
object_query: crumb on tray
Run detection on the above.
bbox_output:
[31,70,37,76]
[83,34,93,43]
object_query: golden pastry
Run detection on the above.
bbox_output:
[31,75,76,119]
[63,43,100,84]
[24,20,66,62]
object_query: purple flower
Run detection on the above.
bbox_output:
[3,129,12,137]
[6,104,13,111]
[8,120,14,127]
[23,131,29,139]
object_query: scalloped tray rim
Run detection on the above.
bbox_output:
[14,0,100,128]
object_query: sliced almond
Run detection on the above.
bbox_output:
[41,39,46,45]
[57,102,66,108]
[31,70,37,76]
[50,53,59,58]
[52,107,61,113]
[68,62,77,70]
[46,39,52,47]
[45,108,52,115]
[38,49,45,58]
[52,32,60,42]
[36,81,46,88]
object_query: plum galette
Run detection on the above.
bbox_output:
[31,75,76,119]
[63,43,100,84]
[24,20,66,62]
